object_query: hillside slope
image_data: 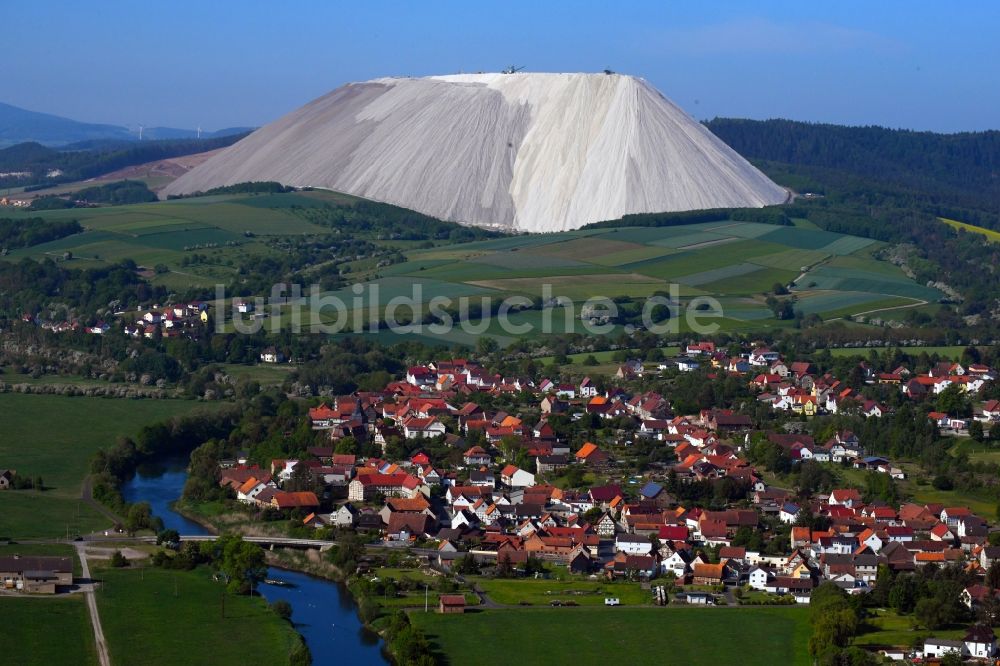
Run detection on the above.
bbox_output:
[163,73,788,231]
[0,101,131,147]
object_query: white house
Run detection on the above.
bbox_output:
[964,626,998,659]
[402,417,446,440]
[615,534,654,556]
[778,502,800,525]
[330,504,356,528]
[747,566,772,591]
[501,465,535,488]
[676,358,700,372]
[660,549,691,578]
[749,348,780,366]
[922,638,963,660]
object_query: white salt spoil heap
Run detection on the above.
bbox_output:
[163,73,788,231]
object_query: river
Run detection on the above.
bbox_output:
[122,459,387,665]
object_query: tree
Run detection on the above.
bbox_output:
[914,596,949,630]
[476,337,499,356]
[969,420,985,442]
[271,599,293,621]
[936,384,970,417]
[454,553,479,575]
[939,652,964,666]
[809,583,859,657]
[809,607,858,656]
[125,502,154,535]
[156,529,181,548]
[932,475,955,491]
[496,552,514,578]
[219,535,267,594]
[335,436,358,455]
[889,574,919,614]
[977,594,1000,626]
[524,556,547,576]
[988,563,1000,591]
[109,550,129,568]
[357,597,381,624]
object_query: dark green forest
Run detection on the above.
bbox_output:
[74,180,157,205]
[0,217,82,249]
[705,117,1000,228]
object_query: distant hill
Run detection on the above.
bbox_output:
[0,101,131,146]
[0,101,250,147]
[0,133,251,189]
[705,118,1000,216]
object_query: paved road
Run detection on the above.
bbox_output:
[74,543,111,666]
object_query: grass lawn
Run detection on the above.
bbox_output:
[950,439,1000,465]
[474,576,650,606]
[0,490,112,539]
[0,394,215,538]
[855,608,964,647]
[367,567,478,609]
[0,595,99,665]
[535,346,681,366]
[217,362,296,386]
[412,606,811,665]
[95,563,302,666]
[826,345,980,359]
[905,480,998,518]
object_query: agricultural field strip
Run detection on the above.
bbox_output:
[792,290,906,315]
[670,261,762,286]
[698,267,800,297]
[940,217,1000,243]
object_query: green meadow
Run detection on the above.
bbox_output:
[411,606,811,666]
[0,394,213,538]
[95,564,303,666]
[0,596,99,665]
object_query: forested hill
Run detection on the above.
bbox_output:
[0,133,250,189]
[705,118,1000,222]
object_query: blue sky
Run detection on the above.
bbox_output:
[4,1,998,132]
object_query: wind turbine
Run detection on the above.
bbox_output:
[197,125,202,139]
[138,124,144,141]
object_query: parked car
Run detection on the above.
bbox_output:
[604,598,620,606]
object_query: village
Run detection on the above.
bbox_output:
[201,345,1000,662]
